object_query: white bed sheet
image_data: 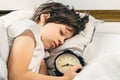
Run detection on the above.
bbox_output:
[73,22,120,80]
[84,22,120,62]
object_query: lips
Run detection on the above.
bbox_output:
[53,41,58,48]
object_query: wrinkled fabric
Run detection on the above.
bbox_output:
[73,54,120,80]
[0,19,9,80]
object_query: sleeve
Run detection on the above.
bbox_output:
[7,20,31,38]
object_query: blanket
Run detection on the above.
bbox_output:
[0,19,9,80]
[73,54,120,80]
[73,26,120,80]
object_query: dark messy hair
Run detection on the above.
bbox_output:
[31,2,89,36]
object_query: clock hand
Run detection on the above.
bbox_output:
[67,64,73,66]
[61,63,73,67]
[61,64,66,67]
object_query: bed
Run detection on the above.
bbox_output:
[73,25,120,79]
[83,22,120,62]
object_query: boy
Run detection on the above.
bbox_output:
[7,2,88,80]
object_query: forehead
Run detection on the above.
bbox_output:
[44,23,74,32]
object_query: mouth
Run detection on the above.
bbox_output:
[53,41,58,48]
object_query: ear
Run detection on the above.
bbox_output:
[39,14,50,26]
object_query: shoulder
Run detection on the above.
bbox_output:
[13,29,36,49]
[19,29,35,40]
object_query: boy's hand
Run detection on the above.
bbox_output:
[63,65,82,80]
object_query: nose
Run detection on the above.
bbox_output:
[59,37,65,45]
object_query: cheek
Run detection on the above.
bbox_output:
[41,32,55,48]
[44,32,56,39]
[41,35,50,49]
[68,31,74,38]
[45,30,59,39]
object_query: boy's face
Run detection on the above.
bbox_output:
[40,23,74,49]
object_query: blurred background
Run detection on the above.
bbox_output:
[0,0,120,10]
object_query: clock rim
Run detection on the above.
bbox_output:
[54,50,81,75]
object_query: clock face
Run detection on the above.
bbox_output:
[55,53,80,74]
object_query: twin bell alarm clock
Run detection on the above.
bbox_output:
[54,50,85,76]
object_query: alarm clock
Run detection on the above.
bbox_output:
[54,50,85,76]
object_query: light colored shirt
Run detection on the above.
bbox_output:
[7,19,49,73]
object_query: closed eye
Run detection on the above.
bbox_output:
[60,30,65,36]
[60,30,63,35]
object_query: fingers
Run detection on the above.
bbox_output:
[63,65,83,80]
[69,65,82,72]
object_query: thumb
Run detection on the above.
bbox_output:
[70,65,82,72]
